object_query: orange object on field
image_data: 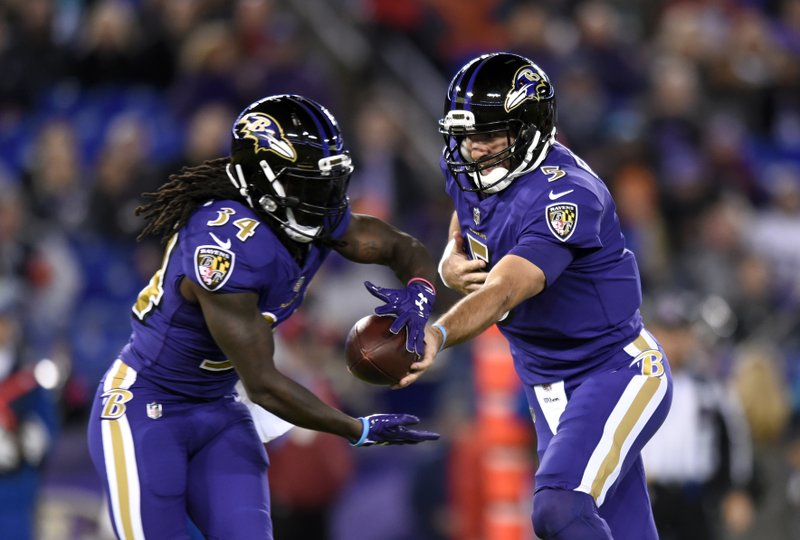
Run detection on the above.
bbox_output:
[485,502,530,540]
[449,325,536,540]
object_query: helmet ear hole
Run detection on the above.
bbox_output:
[518,127,535,144]
[260,195,278,212]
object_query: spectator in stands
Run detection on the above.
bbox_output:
[0,0,69,113]
[642,294,755,540]
[0,290,59,540]
[0,180,81,357]
[83,114,160,243]
[730,344,793,540]
[611,162,671,290]
[22,118,87,233]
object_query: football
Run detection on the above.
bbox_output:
[344,315,417,386]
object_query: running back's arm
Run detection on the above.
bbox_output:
[184,279,362,440]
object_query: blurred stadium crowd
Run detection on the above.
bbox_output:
[1,0,799,539]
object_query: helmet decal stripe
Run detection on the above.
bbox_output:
[293,98,334,158]
[449,65,470,112]
[462,56,493,112]
[450,54,492,111]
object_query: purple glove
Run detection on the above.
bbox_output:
[364,278,436,356]
[351,414,440,447]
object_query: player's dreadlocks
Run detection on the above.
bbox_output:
[135,158,236,243]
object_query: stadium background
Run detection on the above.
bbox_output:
[0,0,799,538]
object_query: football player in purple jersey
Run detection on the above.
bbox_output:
[406,53,674,539]
[86,94,439,540]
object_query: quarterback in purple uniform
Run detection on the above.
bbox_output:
[406,53,673,539]
[86,95,439,540]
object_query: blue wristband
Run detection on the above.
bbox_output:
[351,417,370,447]
[432,323,447,352]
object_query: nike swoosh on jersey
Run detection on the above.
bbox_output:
[549,189,574,200]
[209,232,231,250]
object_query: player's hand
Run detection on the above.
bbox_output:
[364,278,436,356]
[396,324,441,388]
[351,414,440,447]
[440,231,487,295]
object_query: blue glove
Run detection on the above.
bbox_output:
[364,278,436,356]
[351,414,440,447]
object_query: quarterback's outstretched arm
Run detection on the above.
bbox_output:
[398,253,545,387]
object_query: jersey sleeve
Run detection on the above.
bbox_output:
[508,185,604,286]
[329,206,352,241]
[180,201,277,295]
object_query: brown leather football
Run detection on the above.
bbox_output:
[344,315,417,386]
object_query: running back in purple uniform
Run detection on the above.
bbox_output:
[122,197,347,399]
[87,95,439,540]
[410,53,673,539]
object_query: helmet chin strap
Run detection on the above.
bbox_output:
[281,209,319,243]
[226,163,254,207]
[521,127,556,175]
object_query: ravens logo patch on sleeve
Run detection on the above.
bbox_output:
[195,246,235,291]
[546,203,578,242]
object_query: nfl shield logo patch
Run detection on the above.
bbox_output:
[473,207,481,225]
[194,246,235,291]
[146,402,162,419]
[546,203,578,242]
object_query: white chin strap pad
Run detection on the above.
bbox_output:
[282,208,320,243]
[471,167,513,194]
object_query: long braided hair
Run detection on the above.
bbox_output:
[135,157,239,243]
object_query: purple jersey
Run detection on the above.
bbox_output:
[444,142,643,384]
[120,198,350,399]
